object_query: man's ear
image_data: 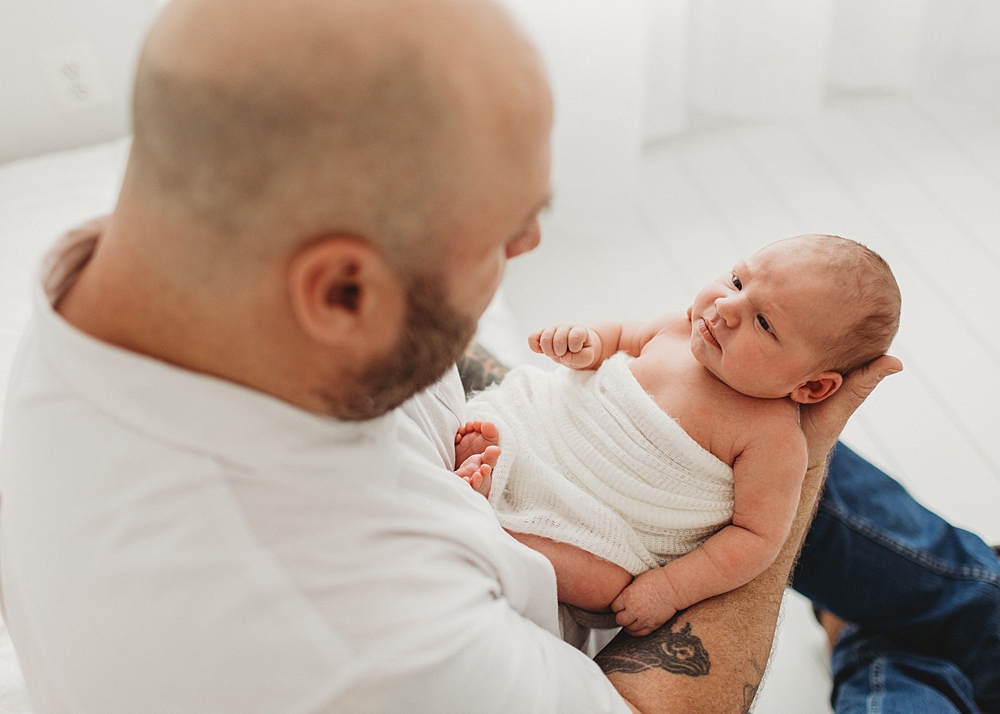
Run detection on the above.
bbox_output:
[286,235,404,348]
[789,371,843,404]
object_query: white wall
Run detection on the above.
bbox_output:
[642,0,1000,143]
[4,0,999,225]
[0,0,159,164]
[500,0,650,235]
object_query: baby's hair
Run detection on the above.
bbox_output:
[804,235,901,375]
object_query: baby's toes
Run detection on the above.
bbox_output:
[482,445,501,468]
[480,421,499,443]
[474,468,492,497]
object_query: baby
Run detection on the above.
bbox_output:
[453,234,901,636]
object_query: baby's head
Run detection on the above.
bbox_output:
[688,234,900,403]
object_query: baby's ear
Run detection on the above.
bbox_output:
[789,371,843,404]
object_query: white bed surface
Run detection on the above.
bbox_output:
[0,138,130,414]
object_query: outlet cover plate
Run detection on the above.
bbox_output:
[37,42,112,116]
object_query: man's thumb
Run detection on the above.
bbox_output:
[845,354,903,406]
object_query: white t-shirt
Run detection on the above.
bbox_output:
[0,228,629,714]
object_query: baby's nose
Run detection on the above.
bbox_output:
[714,295,741,326]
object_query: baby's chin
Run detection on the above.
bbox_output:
[690,347,793,401]
[689,342,734,389]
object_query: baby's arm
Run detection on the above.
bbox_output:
[612,419,807,636]
[528,314,675,370]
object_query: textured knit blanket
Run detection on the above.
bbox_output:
[468,353,735,575]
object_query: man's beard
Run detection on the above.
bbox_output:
[325,273,477,420]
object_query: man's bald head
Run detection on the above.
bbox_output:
[127,0,548,276]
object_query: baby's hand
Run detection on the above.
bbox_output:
[610,569,680,637]
[528,324,601,370]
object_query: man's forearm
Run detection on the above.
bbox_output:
[596,459,830,714]
[456,341,510,397]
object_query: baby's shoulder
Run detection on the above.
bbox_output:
[648,311,691,338]
[637,312,690,353]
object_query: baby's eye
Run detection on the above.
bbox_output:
[732,275,743,290]
[757,315,773,334]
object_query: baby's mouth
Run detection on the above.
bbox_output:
[699,319,721,349]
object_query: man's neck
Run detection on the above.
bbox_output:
[56,216,333,416]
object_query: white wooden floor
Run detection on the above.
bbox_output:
[501,91,1000,713]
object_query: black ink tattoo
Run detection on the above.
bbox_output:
[595,616,711,677]
[456,342,509,397]
[740,657,765,713]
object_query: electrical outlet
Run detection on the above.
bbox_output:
[37,42,112,116]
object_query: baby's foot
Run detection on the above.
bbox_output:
[455,420,500,468]
[455,446,501,497]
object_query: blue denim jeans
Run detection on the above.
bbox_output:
[793,444,1000,714]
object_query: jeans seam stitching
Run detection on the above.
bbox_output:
[867,656,885,714]
[820,500,1000,586]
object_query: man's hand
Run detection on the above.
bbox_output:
[528,323,602,369]
[800,355,903,470]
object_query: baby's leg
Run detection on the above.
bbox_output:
[454,420,500,467]
[509,532,633,612]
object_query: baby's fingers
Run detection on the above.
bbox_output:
[627,624,656,637]
[611,594,634,628]
[611,593,626,613]
[528,330,543,354]
[566,326,590,353]
[536,326,559,357]
[560,346,595,369]
[533,324,575,359]
[615,609,639,630]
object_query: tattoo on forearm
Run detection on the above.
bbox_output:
[456,342,509,397]
[740,657,765,713]
[595,615,711,677]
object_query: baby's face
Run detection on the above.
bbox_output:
[688,239,851,399]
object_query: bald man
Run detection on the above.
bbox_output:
[0,0,916,712]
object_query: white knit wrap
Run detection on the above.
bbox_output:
[468,353,735,576]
